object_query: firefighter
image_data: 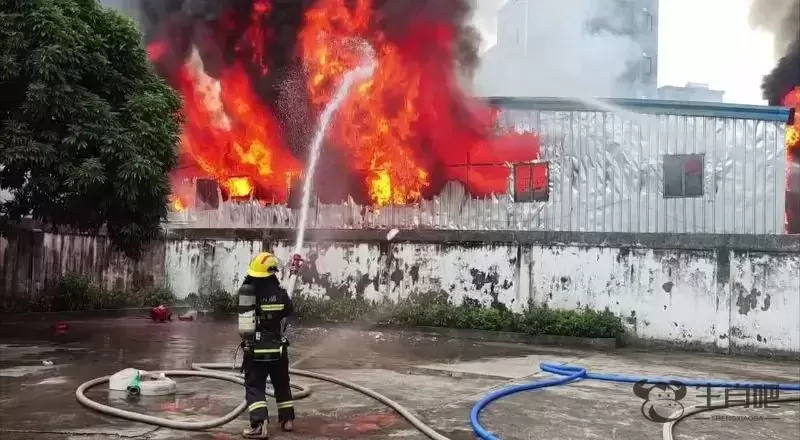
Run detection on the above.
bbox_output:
[238,252,295,439]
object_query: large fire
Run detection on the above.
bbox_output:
[784,86,800,233]
[784,87,800,153]
[149,0,540,211]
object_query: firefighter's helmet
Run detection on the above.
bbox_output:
[247,252,280,278]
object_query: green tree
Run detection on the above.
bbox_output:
[0,0,183,258]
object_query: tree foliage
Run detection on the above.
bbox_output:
[0,0,183,258]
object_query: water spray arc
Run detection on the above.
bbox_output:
[286,60,377,298]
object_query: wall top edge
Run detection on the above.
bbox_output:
[486,96,792,123]
[163,228,800,253]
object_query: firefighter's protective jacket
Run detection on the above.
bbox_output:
[242,275,293,362]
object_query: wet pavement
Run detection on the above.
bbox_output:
[0,316,798,440]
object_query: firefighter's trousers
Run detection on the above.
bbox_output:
[243,350,295,425]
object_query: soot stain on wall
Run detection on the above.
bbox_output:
[716,248,730,284]
[390,266,404,288]
[734,282,768,315]
[469,266,513,306]
[297,248,340,298]
[295,244,380,299]
[409,265,420,284]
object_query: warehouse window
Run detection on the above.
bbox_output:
[642,9,654,32]
[663,154,704,198]
[195,178,220,210]
[513,162,549,202]
[642,53,653,75]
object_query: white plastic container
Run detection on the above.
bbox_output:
[108,368,177,396]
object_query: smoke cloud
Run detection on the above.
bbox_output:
[473,0,655,99]
[97,0,535,206]
[749,0,799,58]
[748,0,800,105]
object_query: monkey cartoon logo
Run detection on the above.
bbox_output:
[632,380,687,423]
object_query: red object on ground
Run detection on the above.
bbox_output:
[151,305,172,322]
[54,322,69,334]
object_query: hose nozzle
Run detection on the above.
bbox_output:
[289,253,304,275]
[126,385,141,396]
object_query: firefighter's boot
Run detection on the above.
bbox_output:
[242,421,269,439]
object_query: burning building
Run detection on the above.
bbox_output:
[123,0,795,235]
[750,0,800,233]
[138,0,539,212]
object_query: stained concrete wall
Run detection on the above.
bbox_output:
[0,228,165,303]
[165,229,800,356]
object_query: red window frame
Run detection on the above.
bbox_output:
[513,162,549,202]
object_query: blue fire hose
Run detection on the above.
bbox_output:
[470,362,800,440]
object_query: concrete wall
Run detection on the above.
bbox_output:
[165,229,800,356]
[0,228,165,304]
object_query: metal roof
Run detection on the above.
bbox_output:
[487,96,792,122]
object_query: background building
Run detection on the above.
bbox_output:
[474,0,659,99]
[658,82,725,102]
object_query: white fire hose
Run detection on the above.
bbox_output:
[75,362,453,439]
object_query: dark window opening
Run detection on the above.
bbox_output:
[642,9,654,31]
[643,54,653,75]
[663,154,704,198]
[514,162,550,202]
[195,178,220,210]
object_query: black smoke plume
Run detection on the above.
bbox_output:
[101,0,483,204]
[750,0,800,233]
[749,0,800,105]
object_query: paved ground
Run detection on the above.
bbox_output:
[0,317,798,440]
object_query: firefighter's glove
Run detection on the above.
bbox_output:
[281,336,290,348]
[240,339,254,354]
[239,341,254,373]
[289,253,304,275]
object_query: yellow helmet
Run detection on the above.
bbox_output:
[247,252,280,278]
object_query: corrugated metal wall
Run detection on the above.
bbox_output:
[502,109,786,233]
[0,229,166,301]
[166,98,790,234]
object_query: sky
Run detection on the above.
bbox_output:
[471,0,778,105]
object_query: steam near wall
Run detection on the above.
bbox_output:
[473,0,652,99]
[748,0,800,105]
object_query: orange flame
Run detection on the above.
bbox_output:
[783,87,800,154]
[169,44,301,203]
[153,0,540,209]
[300,0,429,205]
[298,0,539,206]
[782,86,800,234]
[171,196,185,212]
[225,177,254,198]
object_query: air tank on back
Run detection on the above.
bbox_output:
[237,284,256,340]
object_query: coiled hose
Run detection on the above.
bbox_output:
[470,362,800,440]
[75,360,800,440]
[75,362,454,440]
